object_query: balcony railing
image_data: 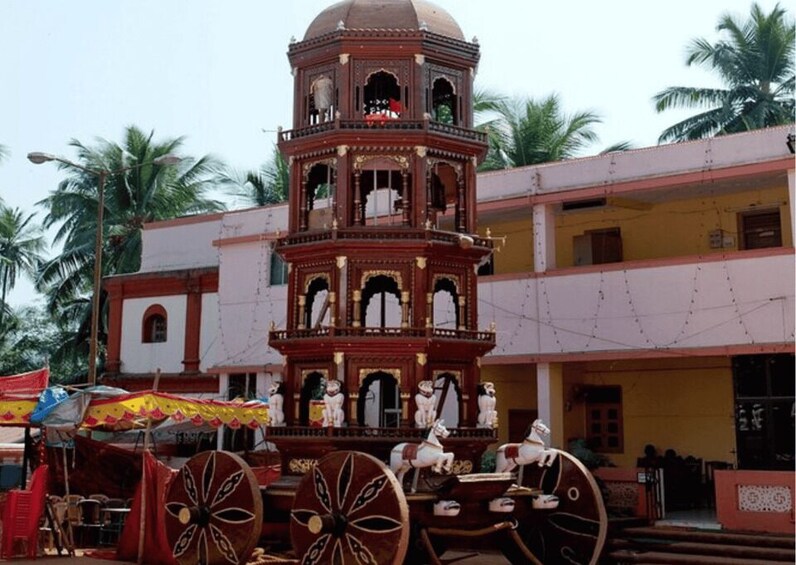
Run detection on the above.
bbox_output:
[269,326,496,343]
[267,425,496,440]
[276,228,494,249]
[279,118,487,145]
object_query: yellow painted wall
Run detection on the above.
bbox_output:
[566,357,736,468]
[480,364,537,445]
[477,218,533,274]
[557,186,791,268]
[478,185,791,275]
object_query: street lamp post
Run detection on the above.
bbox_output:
[27,151,181,386]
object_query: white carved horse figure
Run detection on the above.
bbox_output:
[495,419,558,477]
[390,419,454,492]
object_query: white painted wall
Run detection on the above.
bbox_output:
[477,126,793,203]
[121,295,187,374]
[199,293,219,373]
[140,217,222,272]
[215,238,288,368]
[479,253,795,357]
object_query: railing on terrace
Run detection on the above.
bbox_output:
[278,119,487,144]
[269,327,495,343]
[276,228,494,249]
[267,425,496,440]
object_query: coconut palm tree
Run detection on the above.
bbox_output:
[217,145,289,207]
[654,2,795,143]
[36,126,224,364]
[0,206,45,327]
[478,94,602,171]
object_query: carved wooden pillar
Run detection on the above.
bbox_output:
[401,170,410,226]
[400,291,410,329]
[329,292,337,330]
[456,172,466,233]
[352,290,362,328]
[426,292,434,335]
[299,175,309,231]
[457,295,467,331]
[297,295,307,330]
[353,170,363,225]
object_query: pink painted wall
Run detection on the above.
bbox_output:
[715,469,795,534]
[593,466,652,519]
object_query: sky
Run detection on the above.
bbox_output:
[0,0,784,306]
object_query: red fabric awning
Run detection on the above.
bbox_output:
[0,368,48,394]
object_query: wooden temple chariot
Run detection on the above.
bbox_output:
[266,0,498,474]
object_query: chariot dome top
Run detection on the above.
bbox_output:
[303,0,465,41]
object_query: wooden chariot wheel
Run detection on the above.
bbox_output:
[164,451,263,565]
[516,449,608,565]
[291,450,410,565]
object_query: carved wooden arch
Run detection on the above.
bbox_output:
[358,368,401,387]
[431,74,457,94]
[298,369,331,426]
[360,269,403,291]
[353,154,410,172]
[427,158,463,181]
[303,272,331,293]
[432,273,461,294]
[301,368,330,383]
[431,369,463,390]
[364,68,401,86]
[301,158,336,182]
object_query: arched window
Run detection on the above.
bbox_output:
[361,274,402,328]
[432,277,459,329]
[363,71,401,117]
[357,371,401,428]
[142,305,167,343]
[432,77,457,124]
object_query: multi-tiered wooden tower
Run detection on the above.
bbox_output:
[268,0,496,469]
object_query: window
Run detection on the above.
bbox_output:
[584,386,623,453]
[270,252,288,286]
[739,209,782,250]
[733,354,794,470]
[142,305,167,343]
[574,228,623,266]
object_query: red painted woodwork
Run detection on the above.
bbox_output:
[182,287,202,374]
[102,373,219,394]
[268,7,495,429]
[103,269,217,380]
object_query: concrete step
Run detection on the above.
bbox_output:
[618,526,795,549]
[609,537,794,562]
[608,548,788,565]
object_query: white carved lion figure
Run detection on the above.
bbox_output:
[477,382,498,429]
[322,379,345,428]
[414,380,437,428]
[268,381,285,427]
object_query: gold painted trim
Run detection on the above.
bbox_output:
[361,270,403,290]
[432,274,460,294]
[358,368,401,387]
[353,154,410,172]
[304,273,331,293]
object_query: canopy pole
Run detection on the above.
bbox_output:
[137,368,161,565]
[60,432,75,553]
[20,427,31,489]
